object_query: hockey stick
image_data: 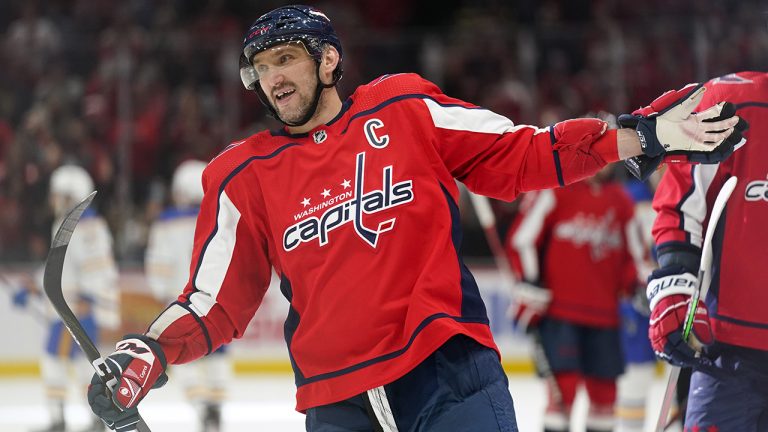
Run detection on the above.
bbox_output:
[466,192,564,408]
[43,192,151,432]
[654,176,738,432]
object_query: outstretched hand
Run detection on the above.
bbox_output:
[620,84,749,180]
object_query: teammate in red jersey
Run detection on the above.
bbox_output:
[504,166,645,432]
[646,71,767,431]
[85,5,746,432]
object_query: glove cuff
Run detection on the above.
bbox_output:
[647,271,697,310]
[617,113,664,180]
[656,249,701,274]
[121,334,168,370]
[623,154,663,181]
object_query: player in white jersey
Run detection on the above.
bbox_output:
[145,160,230,432]
[14,165,119,432]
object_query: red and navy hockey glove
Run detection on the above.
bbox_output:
[647,266,713,367]
[88,334,168,431]
[508,282,551,333]
[620,83,748,180]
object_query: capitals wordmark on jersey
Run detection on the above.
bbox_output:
[283,151,414,251]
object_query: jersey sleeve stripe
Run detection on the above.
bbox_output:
[678,164,718,247]
[146,302,213,356]
[424,98,516,133]
[192,190,241,308]
[512,190,556,282]
[146,303,189,339]
[549,126,565,187]
[191,143,298,298]
[340,93,540,136]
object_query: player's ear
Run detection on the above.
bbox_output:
[319,45,340,85]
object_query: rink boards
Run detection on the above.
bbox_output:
[0,266,535,376]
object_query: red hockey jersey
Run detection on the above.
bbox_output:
[505,180,639,328]
[145,73,621,411]
[652,71,768,351]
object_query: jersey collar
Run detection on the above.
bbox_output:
[270,98,354,138]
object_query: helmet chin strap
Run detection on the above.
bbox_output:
[256,62,337,128]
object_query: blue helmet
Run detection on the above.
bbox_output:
[240,5,343,91]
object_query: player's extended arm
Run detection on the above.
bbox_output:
[433,82,745,201]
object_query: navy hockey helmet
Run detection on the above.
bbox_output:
[240,5,344,115]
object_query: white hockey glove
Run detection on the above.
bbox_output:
[620,84,748,180]
[508,282,551,333]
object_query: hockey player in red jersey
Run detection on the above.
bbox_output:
[85,5,747,432]
[646,71,767,431]
[504,165,644,432]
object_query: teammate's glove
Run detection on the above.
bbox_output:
[620,83,748,180]
[508,282,551,333]
[88,334,168,431]
[647,266,713,367]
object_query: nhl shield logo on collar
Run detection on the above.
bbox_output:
[313,130,327,144]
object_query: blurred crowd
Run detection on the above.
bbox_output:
[0,0,765,262]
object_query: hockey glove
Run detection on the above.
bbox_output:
[508,282,551,333]
[620,83,748,180]
[646,266,713,367]
[88,334,168,431]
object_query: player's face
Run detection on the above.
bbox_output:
[252,42,319,124]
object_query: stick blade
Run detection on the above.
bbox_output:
[52,191,97,248]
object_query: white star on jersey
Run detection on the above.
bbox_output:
[321,188,331,198]
[341,179,351,189]
[301,197,311,207]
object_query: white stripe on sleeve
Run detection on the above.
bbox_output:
[423,98,544,135]
[193,190,241,315]
[512,190,556,282]
[146,304,191,340]
[680,164,718,248]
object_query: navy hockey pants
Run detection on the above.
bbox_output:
[305,335,518,432]
[685,343,768,431]
[537,317,625,379]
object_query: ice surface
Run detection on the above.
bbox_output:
[0,374,676,432]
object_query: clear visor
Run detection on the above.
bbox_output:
[241,41,316,88]
[239,54,258,90]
